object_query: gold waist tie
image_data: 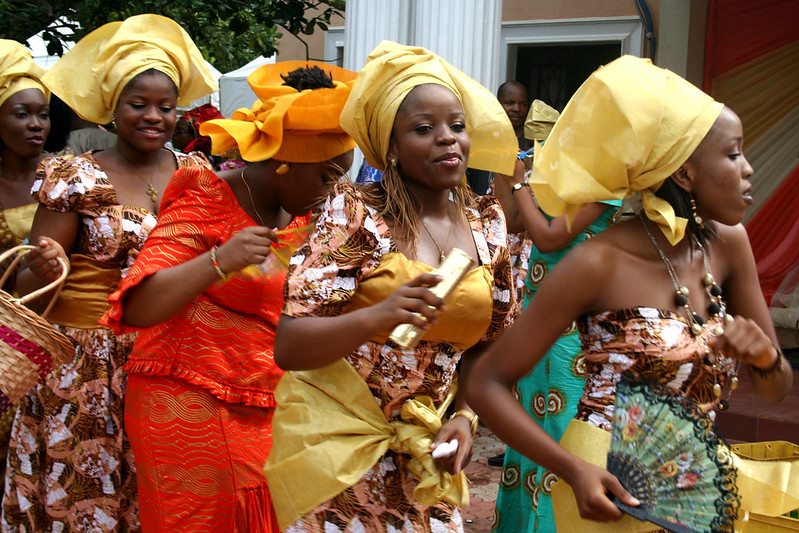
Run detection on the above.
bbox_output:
[46,254,121,329]
[263,358,469,530]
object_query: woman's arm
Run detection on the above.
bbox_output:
[495,160,613,252]
[16,206,79,311]
[712,224,792,401]
[121,226,278,327]
[466,242,638,521]
[275,273,445,370]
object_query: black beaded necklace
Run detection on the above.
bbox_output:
[641,217,739,409]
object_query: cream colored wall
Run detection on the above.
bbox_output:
[272,0,710,87]
[501,0,645,21]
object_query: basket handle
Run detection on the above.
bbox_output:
[0,244,70,318]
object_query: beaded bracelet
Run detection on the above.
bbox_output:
[209,246,230,281]
[449,409,479,436]
[748,346,785,379]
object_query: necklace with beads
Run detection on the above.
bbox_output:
[641,217,739,410]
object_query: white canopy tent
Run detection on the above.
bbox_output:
[218,55,275,117]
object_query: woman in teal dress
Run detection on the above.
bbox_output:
[491,99,622,531]
[492,197,620,533]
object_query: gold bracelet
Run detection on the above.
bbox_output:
[449,409,479,436]
[209,246,230,281]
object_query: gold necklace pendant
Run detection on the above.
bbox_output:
[146,184,158,203]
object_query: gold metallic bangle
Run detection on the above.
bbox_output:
[209,246,230,281]
[449,409,479,436]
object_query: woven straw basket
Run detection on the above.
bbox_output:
[0,245,73,417]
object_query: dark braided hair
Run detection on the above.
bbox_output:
[281,66,335,91]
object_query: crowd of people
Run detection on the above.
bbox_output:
[0,12,793,533]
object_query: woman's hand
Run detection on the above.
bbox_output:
[430,415,474,475]
[366,273,445,333]
[215,226,280,274]
[710,315,778,370]
[567,461,640,521]
[26,237,67,283]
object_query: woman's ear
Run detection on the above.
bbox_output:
[670,164,693,193]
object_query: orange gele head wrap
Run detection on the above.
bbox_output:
[200,61,357,163]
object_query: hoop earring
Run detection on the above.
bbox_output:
[276,163,290,175]
[690,194,704,229]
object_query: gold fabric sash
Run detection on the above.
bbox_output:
[552,419,799,532]
[263,358,469,530]
[46,254,121,329]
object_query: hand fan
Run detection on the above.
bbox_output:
[607,374,740,533]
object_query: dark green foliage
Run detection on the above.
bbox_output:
[0,0,345,73]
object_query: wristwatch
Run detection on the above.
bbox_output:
[511,182,530,194]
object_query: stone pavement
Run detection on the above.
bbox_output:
[461,426,504,533]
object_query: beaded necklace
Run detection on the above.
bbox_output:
[641,217,739,409]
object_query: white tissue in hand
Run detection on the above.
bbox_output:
[431,439,459,459]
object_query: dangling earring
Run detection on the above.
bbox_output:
[690,194,704,229]
[275,163,290,175]
[388,158,397,168]
[111,114,117,131]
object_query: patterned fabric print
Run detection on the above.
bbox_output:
[126,375,278,532]
[283,183,515,532]
[493,202,618,533]
[2,150,209,533]
[576,307,735,430]
[0,203,37,493]
[506,231,532,316]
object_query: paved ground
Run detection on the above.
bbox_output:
[461,426,504,532]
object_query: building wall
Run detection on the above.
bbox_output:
[273,0,710,87]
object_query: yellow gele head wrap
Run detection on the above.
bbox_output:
[199,60,357,163]
[41,14,218,125]
[530,55,724,245]
[0,39,49,109]
[340,40,518,175]
[524,99,559,142]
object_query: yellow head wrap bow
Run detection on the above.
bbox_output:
[0,39,48,109]
[524,99,559,142]
[530,55,723,245]
[200,60,357,163]
[340,40,518,175]
[41,14,218,125]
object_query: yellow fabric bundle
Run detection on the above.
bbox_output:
[263,358,469,529]
[41,14,217,124]
[524,99,559,142]
[340,40,518,175]
[200,61,357,163]
[530,55,723,245]
[0,39,48,108]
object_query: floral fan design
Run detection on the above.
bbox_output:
[607,374,740,533]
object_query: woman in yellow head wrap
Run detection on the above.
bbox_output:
[265,41,517,532]
[0,39,50,257]
[0,36,50,502]
[490,96,625,533]
[99,61,355,531]
[467,56,792,532]
[3,14,216,532]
